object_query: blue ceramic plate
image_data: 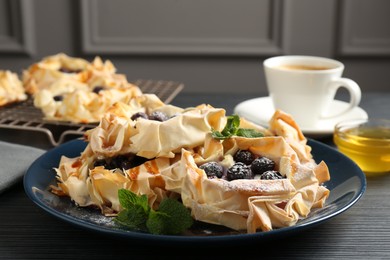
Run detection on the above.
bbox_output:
[24,138,366,245]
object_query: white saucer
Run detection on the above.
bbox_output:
[233,96,368,138]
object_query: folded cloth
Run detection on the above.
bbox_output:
[0,141,45,194]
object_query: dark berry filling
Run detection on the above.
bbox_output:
[198,149,284,181]
[53,95,63,101]
[131,112,149,121]
[92,86,106,94]
[130,111,170,122]
[233,150,255,165]
[199,161,224,179]
[259,170,283,180]
[226,162,253,181]
[149,111,169,122]
[58,67,82,74]
[251,157,275,175]
[93,154,148,170]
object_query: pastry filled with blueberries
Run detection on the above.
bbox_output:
[50,93,330,235]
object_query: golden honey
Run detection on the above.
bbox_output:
[334,119,390,176]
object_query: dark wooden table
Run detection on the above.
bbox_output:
[1,92,389,259]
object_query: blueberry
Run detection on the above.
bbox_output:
[93,159,108,168]
[120,154,143,170]
[251,157,275,175]
[93,154,149,170]
[233,150,255,165]
[53,95,63,101]
[199,162,224,179]
[118,160,132,170]
[92,86,106,94]
[108,155,126,169]
[58,68,82,74]
[227,162,253,181]
[260,170,283,180]
[130,156,149,168]
[131,112,149,121]
[149,111,169,122]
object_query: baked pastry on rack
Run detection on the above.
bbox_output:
[32,78,142,123]
[0,70,27,106]
[22,53,92,95]
[23,53,142,123]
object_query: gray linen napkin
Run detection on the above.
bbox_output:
[0,141,45,194]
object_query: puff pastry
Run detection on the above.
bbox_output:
[0,70,27,106]
[24,53,142,123]
[51,99,330,233]
[52,100,224,212]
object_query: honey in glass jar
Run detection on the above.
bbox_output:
[334,118,390,176]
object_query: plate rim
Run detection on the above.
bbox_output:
[23,138,367,244]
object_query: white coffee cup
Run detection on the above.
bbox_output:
[263,55,361,128]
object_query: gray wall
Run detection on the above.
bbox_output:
[1,0,389,95]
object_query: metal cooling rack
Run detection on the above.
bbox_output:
[0,79,183,146]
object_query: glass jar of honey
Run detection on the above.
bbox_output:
[334,118,390,176]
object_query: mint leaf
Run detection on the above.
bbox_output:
[114,208,148,232]
[115,189,193,235]
[211,129,229,140]
[211,114,240,140]
[236,128,264,138]
[146,211,170,235]
[221,114,240,137]
[118,188,149,212]
[118,188,137,208]
[159,199,193,233]
[115,189,150,231]
[211,114,263,140]
[147,198,193,235]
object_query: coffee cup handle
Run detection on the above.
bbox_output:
[321,78,361,119]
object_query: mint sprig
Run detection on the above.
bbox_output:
[146,199,194,235]
[211,114,264,140]
[114,189,193,235]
